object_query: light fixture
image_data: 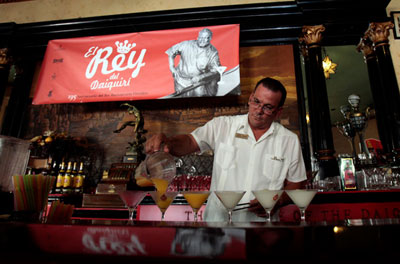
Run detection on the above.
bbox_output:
[322,48,338,79]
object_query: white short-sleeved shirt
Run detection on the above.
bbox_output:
[191,114,306,222]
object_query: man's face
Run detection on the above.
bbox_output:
[248,84,283,130]
[197,31,211,48]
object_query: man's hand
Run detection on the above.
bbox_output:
[145,133,170,154]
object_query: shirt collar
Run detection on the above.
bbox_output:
[238,114,277,141]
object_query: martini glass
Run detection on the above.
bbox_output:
[252,189,283,222]
[216,66,227,85]
[118,190,147,222]
[182,191,210,222]
[285,189,318,222]
[215,190,246,223]
[149,191,178,221]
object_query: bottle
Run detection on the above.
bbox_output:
[74,162,85,193]
[70,161,78,192]
[62,161,72,194]
[55,161,65,193]
[49,160,59,194]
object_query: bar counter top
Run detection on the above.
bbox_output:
[1,217,400,263]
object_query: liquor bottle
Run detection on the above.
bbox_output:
[49,160,59,194]
[70,161,77,191]
[62,161,72,194]
[74,162,85,193]
[55,161,65,193]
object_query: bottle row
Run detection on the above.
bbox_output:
[53,161,86,194]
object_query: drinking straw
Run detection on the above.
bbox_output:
[32,174,40,211]
[24,174,36,211]
[12,175,25,211]
[16,175,29,211]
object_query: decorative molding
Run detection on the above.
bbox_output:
[366,21,394,48]
[356,37,375,62]
[301,25,325,48]
[0,47,9,69]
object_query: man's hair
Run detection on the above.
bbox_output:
[254,77,287,107]
[199,28,213,38]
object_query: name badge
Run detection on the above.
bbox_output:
[271,156,285,162]
[235,133,248,139]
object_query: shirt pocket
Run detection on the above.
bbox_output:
[215,142,236,170]
[262,154,287,181]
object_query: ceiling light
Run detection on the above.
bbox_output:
[322,55,338,79]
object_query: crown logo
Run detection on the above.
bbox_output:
[115,40,135,54]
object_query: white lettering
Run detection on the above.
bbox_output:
[82,233,147,256]
[85,44,146,80]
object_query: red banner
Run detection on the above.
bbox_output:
[33,24,240,104]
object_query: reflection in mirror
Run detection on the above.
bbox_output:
[324,45,379,159]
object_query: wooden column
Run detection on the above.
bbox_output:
[366,22,400,161]
[0,48,10,109]
[357,36,391,155]
[300,25,339,179]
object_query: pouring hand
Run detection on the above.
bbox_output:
[145,133,170,154]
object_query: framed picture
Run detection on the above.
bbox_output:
[391,11,400,39]
[339,157,357,191]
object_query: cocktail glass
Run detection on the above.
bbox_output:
[182,191,210,222]
[252,189,283,222]
[216,66,227,85]
[118,190,147,222]
[285,189,318,222]
[215,190,246,223]
[149,191,178,221]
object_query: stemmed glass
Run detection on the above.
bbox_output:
[215,190,246,223]
[216,66,227,85]
[285,189,318,222]
[149,191,178,221]
[182,191,210,222]
[118,190,148,222]
[252,189,283,222]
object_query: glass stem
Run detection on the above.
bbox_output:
[161,211,165,221]
[266,209,271,222]
[128,208,135,221]
[193,209,198,222]
[228,210,233,223]
[300,209,306,221]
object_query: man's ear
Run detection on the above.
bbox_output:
[274,106,284,119]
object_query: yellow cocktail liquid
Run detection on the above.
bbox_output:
[183,192,210,210]
[135,176,154,187]
[155,196,175,213]
[151,178,169,194]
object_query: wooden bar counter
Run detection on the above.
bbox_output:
[2,189,400,263]
[1,218,399,263]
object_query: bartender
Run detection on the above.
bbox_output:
[145,77,306,221]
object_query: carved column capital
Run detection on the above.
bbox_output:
[0,48,10,69]
[366,21,394,48]
[356,37,375,61]
[301,25,325,48]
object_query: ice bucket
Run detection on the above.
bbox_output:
[0,135,31,192]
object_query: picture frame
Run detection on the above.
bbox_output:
[391,11,400,39]
[339,157,357,191]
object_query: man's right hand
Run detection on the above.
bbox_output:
[145,133,170,154]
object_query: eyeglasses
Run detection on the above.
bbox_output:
[249,97,277,115]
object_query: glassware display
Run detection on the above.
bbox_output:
[118,190,148,221]
[215,190,246,223]
[252,189,283,222]
[182,191,210,222]
[149,191,178,221]
[285,189,318,222]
